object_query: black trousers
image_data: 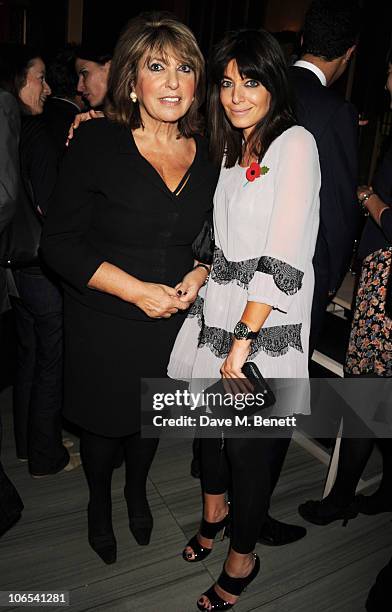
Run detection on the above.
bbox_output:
[309,264,330,358]
[200,435,291,554]
[11,268,68,474]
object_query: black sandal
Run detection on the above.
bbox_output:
[196,553,260,610]
[183,512,230,562]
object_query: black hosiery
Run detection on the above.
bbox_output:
[123,433,158,517]
[328,437,375,506]
[80,429,122,532]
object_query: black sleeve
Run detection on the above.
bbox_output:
[373,143,392,205]
[318,101,360,292]
[379,208,392,243]
[28,123,59,216]
[40,124,105,293]
[373,143,392,244]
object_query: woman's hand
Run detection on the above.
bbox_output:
[66,110,105,146]
[175,266,209,307]
[133,282,190,319]
[221,339,253,395]
[357,184,373,203]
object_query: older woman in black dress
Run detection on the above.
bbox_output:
[41,12,218,564]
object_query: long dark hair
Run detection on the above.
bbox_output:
[208,29,296,167]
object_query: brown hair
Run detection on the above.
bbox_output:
[105,11,205,137]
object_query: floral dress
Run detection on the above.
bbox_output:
[345,248,392,376]
[168,126,320,414]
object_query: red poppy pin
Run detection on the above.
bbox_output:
[244,163,269,186]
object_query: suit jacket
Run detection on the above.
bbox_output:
[41,118,219,321]
[0,90,20,313]
[289,66,359,294]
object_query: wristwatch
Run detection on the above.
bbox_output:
[233,321,258,341]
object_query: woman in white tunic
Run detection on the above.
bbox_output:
[168,29,320,610]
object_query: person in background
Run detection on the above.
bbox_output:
[44,44,84,155]
[0,87,24,536]
[74,43,112,110]
[41,12,218,566]
[299,51,392,526]
[0,44,81,476]
[289,0,361,356]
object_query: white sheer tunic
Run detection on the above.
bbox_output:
[168,126,320,401]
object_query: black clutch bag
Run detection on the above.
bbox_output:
[242,362,276,410]
[204,362,276,419]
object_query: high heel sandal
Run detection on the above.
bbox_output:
[124,487,153,546]
[183,511,230,563]
[87,504,117,565]
[196,553,260,610]
[298,497,358,526]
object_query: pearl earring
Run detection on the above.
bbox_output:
[130,91,137,103]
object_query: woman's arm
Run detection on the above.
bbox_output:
[358,187,392,242]
[220,303,272,385]
[41,123,187,318]
[89,261,186,318]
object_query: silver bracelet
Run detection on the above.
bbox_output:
[359,192,373,215]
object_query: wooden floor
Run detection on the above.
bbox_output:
[0,385,391,612]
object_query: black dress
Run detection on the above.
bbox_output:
[41,118,218,436]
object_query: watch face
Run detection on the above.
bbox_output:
[234,321,249,340]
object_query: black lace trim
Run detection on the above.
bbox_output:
[211,247,259,289]
[198,323,303,359]
[187,295,204,328]
[256,256,303,295]
[211,248,303,295]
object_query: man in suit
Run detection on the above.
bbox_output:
[0,88,24,537]
[252,0,362,549]
[289,0,361,356]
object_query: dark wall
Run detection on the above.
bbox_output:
[0,0,68,51]
[82,0,189,52]
[81,0,268,58]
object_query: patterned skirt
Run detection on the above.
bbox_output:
[345,248,392,376]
